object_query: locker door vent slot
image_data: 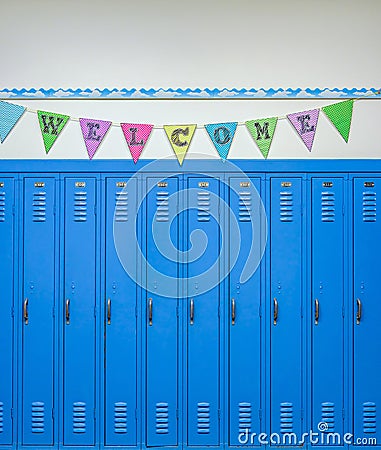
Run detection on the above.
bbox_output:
[32,192,46,222]
[0,402,3,433]
[155,402,169,434]
[280,192,293,222]
[114,402,127,434]
[280,402,293,433]
[0,191,5,222]
[197,192,210,222]
[321,402,335,431]
[74,192,87,222]
[362,192,377,222]
[321,192,335,222]
[31,402,45,433]
[238,402,252,433]
[115,191,128,222]
[239,192,251,222]
[197,402,210,434]
[363,402,376,434]
[73,402,86,433]
[156,192,169,222]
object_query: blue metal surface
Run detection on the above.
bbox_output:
[104,177,138,446]
[145,177,180,447]
[0,160,380,450]
[228,176,262,447]
[63,177,97,446]
[270,177,303,442]
[0,177,15,446]
[186,177,220,446]
[353,178,381,445]
[311,177,345,440]
[22,177,56,446]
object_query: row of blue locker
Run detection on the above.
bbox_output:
[0,170,379,449]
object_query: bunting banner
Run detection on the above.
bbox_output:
[287,109,320,152]
[0,101,26,143]
[37,110,70,153]
[205,122,238,160]
[0,96,378,159]
[121,123,154,163]
[322,99,354,143]
[246,117,278,159]
[79,118,112,159]
[164,124,197,165]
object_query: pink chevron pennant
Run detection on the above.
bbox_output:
[287,109,319,151]
[121,123,154,163]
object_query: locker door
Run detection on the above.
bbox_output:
[146,177,179,447]
[228,177,262,446]
[270,178,303,442]
[311,178,344,440]
[353,178,381,444]
[22,178,56,445]
[63,178,97,446]
[187,177,220,446]
[105,178,138,446]
[0,178,15,445]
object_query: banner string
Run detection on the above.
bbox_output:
[21,90,381,130]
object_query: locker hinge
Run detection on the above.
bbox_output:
[259,409,262,421]
[94,306,97,317]
[52,306,55,317]
[176,409,179,420]
[135,408,138,420]
[342,203,345,215]
[54,204,56,216]
[301,409,304,420]
[11,408,14,419]
[52,408,54,419]
[218,409,221,422]
[12,204,15,215]
[11,306,14,318]
[94,408,96,419]
[342,409,345,419]
[259,304,262,318]
[176,306,179,317]
[301,305,303,318]
[342,305,345,318]
[94,205,97,215]
[135,306,138,317]
[218,305,221,317]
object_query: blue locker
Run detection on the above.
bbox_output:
[145,177,179,447]
[104,177,138,446]
[0,178,15,446]
[311,178,344,439]
[353,178,381,444]
[228,177,262,446]
[186,177,220,446]
[22,178,56,445]
[63,178,97,446]
[270,177,303,442]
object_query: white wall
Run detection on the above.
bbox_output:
[0,0,380,159]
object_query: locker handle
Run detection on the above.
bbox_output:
[273,298,278,325]
[231,298,236,325]
[315,299,319,325]
[66,299,70,325]
[24,298,29,325]
[107,299,111,325]
[148,298,153,326]
[190,299,194,325]
[356,298,362,325]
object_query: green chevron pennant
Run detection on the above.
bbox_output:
[246,117,278,159]
[322,100,354,143]
[37,110,70,153]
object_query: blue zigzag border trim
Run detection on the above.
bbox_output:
[0,87,380,99]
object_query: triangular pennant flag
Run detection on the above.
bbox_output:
[204,122,238,160]
[287,109,319,151]
[121,123,154,163]
[79,118,112,159]
[37,110,70,154]
[322,99,354,143]
[246,117,278,159]
[164,124,197,165]
[0,101,26,143]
